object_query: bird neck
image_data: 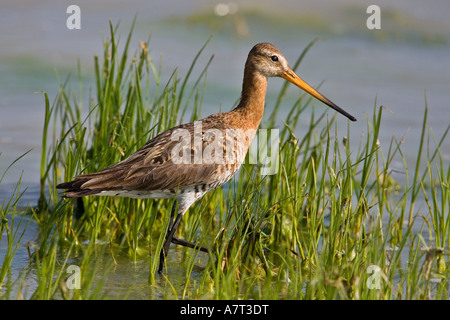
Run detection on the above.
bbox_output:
[233,66,267,130]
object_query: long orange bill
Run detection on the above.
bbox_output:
[281,69,356,122]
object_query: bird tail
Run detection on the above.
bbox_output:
[56,179,98,198]
[57,163,129,198]
[56,174,121,197]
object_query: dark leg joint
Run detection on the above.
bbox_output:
[172,236,208,253]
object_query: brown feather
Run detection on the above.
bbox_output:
[57,43,354,199]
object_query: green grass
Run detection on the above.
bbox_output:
[1,21,449,300]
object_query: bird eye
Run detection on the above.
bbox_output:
[271,55,279,62]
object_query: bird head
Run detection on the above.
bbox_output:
[248,42,356,122]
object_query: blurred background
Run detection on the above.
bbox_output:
[1,0,449,205]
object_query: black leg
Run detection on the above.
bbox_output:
[158,201,179,273]
[172,236,208,253]
[167,200,176,232]
[157,200,208,274]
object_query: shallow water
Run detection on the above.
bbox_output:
[1,0,450,299]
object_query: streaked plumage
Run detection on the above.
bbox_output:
[57,43,356,273]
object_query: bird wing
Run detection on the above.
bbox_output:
[57,114,246,195]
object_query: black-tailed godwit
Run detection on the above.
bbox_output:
[57,43,356,273]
